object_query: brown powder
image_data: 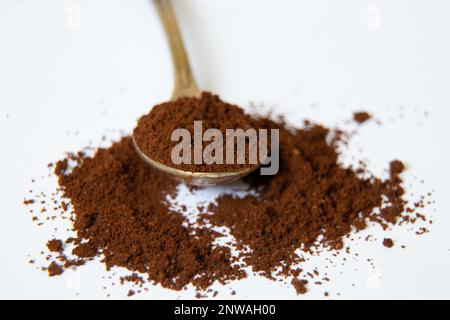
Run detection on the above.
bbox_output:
[31,95,428,297]
[54,137,244,291]
[390,160,405,176]
[120,273,144,286]
[72,241,97,258]
[23,199,35,205]
[202,120,409,278]
[291,278,308,295]
[353,112,372,124]
[46,239,63,253]
[383,238,394,248]
[133,92,262,173]
[47,261,63,277]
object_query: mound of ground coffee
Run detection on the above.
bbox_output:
[26,94,430,297]
[133,92,262,173]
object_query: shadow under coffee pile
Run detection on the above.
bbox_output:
[33,94,427,296]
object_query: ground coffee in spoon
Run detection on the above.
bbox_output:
[133,92,262,173]
[53,137,245,290]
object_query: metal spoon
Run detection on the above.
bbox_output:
[133,0,260,186]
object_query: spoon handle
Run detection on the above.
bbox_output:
[153,0,200,100]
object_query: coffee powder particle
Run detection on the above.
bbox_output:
[120,273,144,286]
[47,261,63,277]
[23,199,34,205]
[383,238,394,248]
[72,241,97,258]
[46,239,63,253]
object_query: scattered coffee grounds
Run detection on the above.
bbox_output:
[120,273,144,286]
[47,261,63,277]
[353,111,372,124]
[383,238,394,248]
[133,92,262,173]
[46,239,63,253]
[23,199,34,205]
[26,94,431,297]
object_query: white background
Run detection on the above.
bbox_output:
[0,0,449,299]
